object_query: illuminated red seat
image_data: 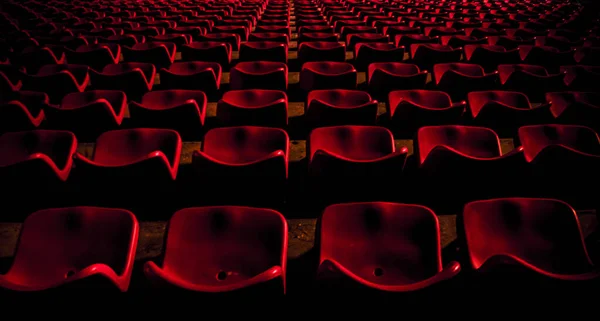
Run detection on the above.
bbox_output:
[144,206,287,294]
[574,47,600,66]
[213,25,249,41]
[489,35,536,50]
[300,62,357,91]
[464,45,521,73]
[417,126,525,208]
[239,41,288,64]
[411,44,462,71]
[0,130,77,183]
[165,27,205,40]
[150,34,192,47]
[367,63,428,99]
[340,26,377,37]
[14,46,65,74]
[498,64,566,102]
[546,92,600,132]
[562,65,600,92]
[463,198,600,282]
[433,63,499,101]
[255,25,291,37]
[126,26,164,37]
[122,42,176,68]
[309,126,408,201]
[425,27,465,37]
[468,91,552,136]
[21,64,89,104]
[43,90,126,141]
[0,207,138,292]
[230,61,288,91]
[306,89,378,127]
[297,42,347,64]
[518,124,600,203]
[519,45,576,73]
[384,26,421,38]
[318,202,461,292]
[73,128,182,183]
[346,33,389,50]
[64,43,120,71]
[129,90,206,139]
[217,90,288,127]
[90,63,155,101]
[353,43,404,70]
[98,34,145,48]
[388,90,465,135]
[159,62,221,93]
[441,35,488,48]
[197,33,241,50]
[395,35,439,56]
[248,32,289,44]
[298,25,333,36]
[0,91,47,132]
[180,42,231,68]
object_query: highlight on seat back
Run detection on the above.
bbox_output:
[297,41,346,64]
[159,61,222,93]
[239,41,288,64]
[89,62,156,100]
[318,202,460,291]
[129,90,207,139]
[309,125,408,178]
[367,63,428,99]
[144,206,287,293]
[217,90,288,127]
[305,89,378,127]
[441,35,487,49]
[248,32,290,44]
[464,45,521,72]
[192,126,289,180]
[0,206,139,292]
[0,130,77,182]
[518,124,600,164]
[230,61,288,91]
[467,91,552,136]
[197,33,241,50]
[353,43,404,70]
[433,63,500,101]
[73,128,182,181]
[546,92,600,131]
[0,71,21,92]
[462,198,599,281]
[518,45,576,73]
[21,64,90,104]
[180,42,232,67]
[0,91,47,132]
[122,41,176,68]
[498,64,566,102]
[43,90,127,141]
[300,61,357,91]
[387,90,465,134]
[64,43,121,71]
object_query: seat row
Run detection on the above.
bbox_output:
[1,198,597,293]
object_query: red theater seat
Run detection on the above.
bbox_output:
[547,92,600,132]
[122,42,176,68]
[410,44,462,71]
[21,64,89,104]
[159,62,222,93]
[387,90,465,134]
[90,63,156,101]
[305,89,378,127]
[197,33,241,50]
[180,42,232,67]
[64,43,121,71]
[217,90,288,127]
[353,43,404,70]
[498,64,566,102]
[230,61,288,91]
[0,91,47,132]
[519,45,576,73]
[562,65,600,92]
[464,45,521,73]
[433,63,499,101]
[318,202,460,291]
[144,206,287,293]
[239,41,288,64]
[129,90,207,139]
[463,198,600,281]
[0,207,138,292]
[367,63,428,99]
[300,62,357,91]
[297,42,347,64]
[0,130,77,182]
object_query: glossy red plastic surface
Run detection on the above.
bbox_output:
[123,42,176,68]
[498,64,566,102]
[297,41,346,64]
[463,198,599,280]
[518,124,600,163]
[546,92,600,131]
[0,207,138,291]
[0,91,47,132]
[160,61,221,92]
[306,89,377,127]
[90,63,156,99]
[181,42,232,67]
[300,61,357,91]
[144,206,287,293]
[230,61,288,90]
[388,90,465,132]
[21,64,89,104]
[217,89,288,127]
[318,202,460,291]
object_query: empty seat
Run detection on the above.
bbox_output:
[44,91,126,141]
[388,90,466,135]
[367,63,428,100]
[213,25,249,41]
[230,61,288,91]
[468,91,552,136]
[498,64,566,102]
[0,207,138,291]
[21,64,89,104]
[159,62,222,93]
[519,45,576,73]
[0,91,47,133]
[217,90,288,127]
[411,44,462,71]
[197,33,241,50]
[464,45,521,72]
[144,206,287,293]
[14,46,65,74]
[90,63,155,101]
[239,41,288,64]
[434,63,499,101]
[73,128,182,183]
[180,42,232,67]
[490,35,536,50]
[64,43,120,71]
[546,92,600,132]
[318,202,460,292]
[441,35,488,48]
[463,198,600,282]
[353,43,404,70]
[298,32,340,44]
[98,34,145,48]
[248,32,289,44]
[417,126,525,209]
[305,90,378,127]
[309,126,408,201]
[150,34,192,47]
[300,62,357,91]
[562,65,600,92]
[395,35,439,55]
[122,42,176,68]
[297,42,347,64]
[129,90,206,139]
[346,33,389,50]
